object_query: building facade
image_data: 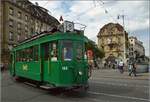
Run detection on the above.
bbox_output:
[97,23,128,63]
[128,36,145,59]
[1,0,59,67]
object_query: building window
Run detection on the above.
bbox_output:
[18,29,21,33]
[18,2,22,6]
[35,21,38,31]
[9,32,13,41]
[9,19,13,27]
[17,22,21,29]
[17,34,20,41]
[31,19,33,23]
[12,0,16,3]
[25,36,27,39]
[30,28,34,35]
[25,15,28,21]
[25,25,28,31]
[9,7,14,15]
[8,44,13,50]
[131,48,133,51]
[18,11,21,18]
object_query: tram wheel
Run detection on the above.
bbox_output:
[13,76,24,82]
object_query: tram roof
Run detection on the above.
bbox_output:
[12,32,89,51]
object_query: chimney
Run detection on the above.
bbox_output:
[35,2,39,6]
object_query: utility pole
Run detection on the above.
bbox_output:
[117,13,126,62]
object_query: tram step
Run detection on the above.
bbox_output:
[40,85,54,89]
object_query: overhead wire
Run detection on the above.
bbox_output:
[96,0,118,23]
[42,1,49,8]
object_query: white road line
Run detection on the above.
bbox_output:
[90,81,149,88]
[88,91,150,102]
[91,77,149,80]
[86,97,101,102]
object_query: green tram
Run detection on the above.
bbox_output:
[10,27,89,89]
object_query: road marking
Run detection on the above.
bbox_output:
[90,80,149,88]
[88,91,150,102]
[91,75,149,80]
[86,97,101,102]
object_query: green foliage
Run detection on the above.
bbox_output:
[85,40,105,59]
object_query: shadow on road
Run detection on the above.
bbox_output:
[47,88,88,98]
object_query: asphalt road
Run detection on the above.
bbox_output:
[1,70,150,102]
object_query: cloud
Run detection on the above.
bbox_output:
[30,0,149,56]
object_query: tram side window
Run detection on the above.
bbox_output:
[22,50,26,61]
[43,43,50,60]
[33,46,38,61]
[62,40,73,61]
[26,47,33,61]
[16,51,20,61]
[76,42,83,60]
[16,46,38,62]
[20,50,24,61]
[51,42,58,61]
[16,50,22,62]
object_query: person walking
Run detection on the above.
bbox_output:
[129,62,137,76]
[118,60,124,73]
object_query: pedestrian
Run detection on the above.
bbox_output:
[129,62,137,77]
[104,62,107,68]
[118,60,124,73]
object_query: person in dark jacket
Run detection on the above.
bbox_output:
[129,62,137,76]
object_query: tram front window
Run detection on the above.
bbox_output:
[76,43,83,60]
[62,40,73,61]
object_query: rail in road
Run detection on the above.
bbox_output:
[22,82,150,102]
[2,70,150,102]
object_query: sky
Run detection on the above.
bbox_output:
[30,0,149,56]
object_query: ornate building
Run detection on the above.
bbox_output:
[1,0,59,67]
[128,36,145,60]
[97,23,128,63]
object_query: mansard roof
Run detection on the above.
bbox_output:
[6,0,60,26]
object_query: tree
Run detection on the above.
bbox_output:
[85,40,105,59]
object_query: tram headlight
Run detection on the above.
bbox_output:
[79,71,83,75]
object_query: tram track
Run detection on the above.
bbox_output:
[18,79,150,102]
[2,70,149,102]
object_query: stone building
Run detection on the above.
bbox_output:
[128,36,145,60]
[1,0,59,67]
[97,23,128,63]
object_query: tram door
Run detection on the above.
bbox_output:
[41,42,59,84]
[60,40,74,84]
[74,41,87,84]
[41,43,51,82]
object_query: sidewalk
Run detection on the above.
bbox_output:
[91,69,150,80]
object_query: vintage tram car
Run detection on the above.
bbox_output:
[10,21,90,89]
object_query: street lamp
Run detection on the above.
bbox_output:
[117,14,126,62]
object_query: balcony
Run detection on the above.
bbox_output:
[107,41,118,49]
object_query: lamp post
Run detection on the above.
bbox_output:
[117,14,126,62]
